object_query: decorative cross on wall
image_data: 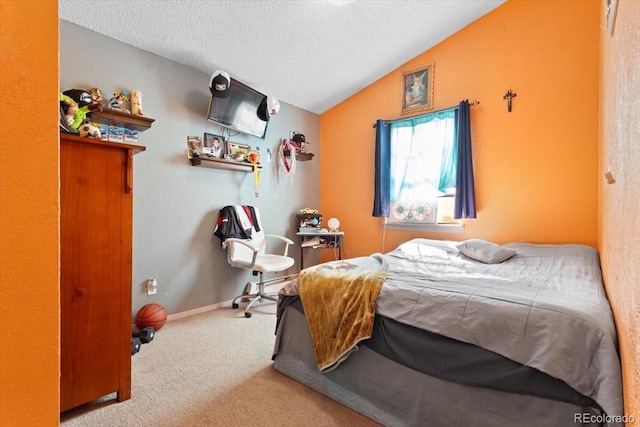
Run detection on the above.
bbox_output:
[503,90,517,112]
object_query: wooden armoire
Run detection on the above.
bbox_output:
[59,132,145,412]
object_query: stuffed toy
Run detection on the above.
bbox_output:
[90,87,103,105]
[78,123,101,138]
[59,89,103,130]
[59,92,78,127]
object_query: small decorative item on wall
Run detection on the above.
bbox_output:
[187,136,203,159]
[503,89,517,112]
[606,0,619,36]
[401,63,434,115]
[226,141,251,162]
[203,133,225,159]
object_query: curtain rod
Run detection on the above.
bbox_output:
[372,100,480,128]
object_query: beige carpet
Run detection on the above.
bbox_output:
[60,301,380,427]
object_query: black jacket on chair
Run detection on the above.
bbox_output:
[213,205,261,246]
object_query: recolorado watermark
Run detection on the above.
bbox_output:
[574,412,635,424]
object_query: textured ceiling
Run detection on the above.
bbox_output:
[59,0,506,114]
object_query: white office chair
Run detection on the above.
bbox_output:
[217,206,296,318]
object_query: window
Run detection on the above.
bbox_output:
[387,110,458,225]
[372,101,476,228]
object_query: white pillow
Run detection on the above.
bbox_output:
[456,239,517,264]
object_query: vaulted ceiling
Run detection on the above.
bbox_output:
[59,0,506,114]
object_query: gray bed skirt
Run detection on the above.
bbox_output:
[273,307,602,427]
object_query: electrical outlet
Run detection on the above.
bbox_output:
[146,278,157,295]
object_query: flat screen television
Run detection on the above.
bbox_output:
[206,79,268,139]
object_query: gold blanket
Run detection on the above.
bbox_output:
[297,256,388,372]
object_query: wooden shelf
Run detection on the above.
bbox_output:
[60,132,146,154]
[190,156,262,172]
[91,109,155,132]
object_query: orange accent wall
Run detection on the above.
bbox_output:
[0,1,60,424]
[599,0,640,422]
[320,0,600,260]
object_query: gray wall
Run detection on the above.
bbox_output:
[60,21,320,318]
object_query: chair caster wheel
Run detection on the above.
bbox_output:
[244,312,252,318]
[232,303,239,309]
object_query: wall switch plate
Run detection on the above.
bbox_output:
[146,278,157,295]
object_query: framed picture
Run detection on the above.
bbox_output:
[401,63,434,115]
[606,0,619,36]
[187,136,203,159]
[226,141,251,161]
[203,133,225,159]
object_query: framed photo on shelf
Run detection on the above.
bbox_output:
[401,63,434,115]
[187,135,203,159]
[203,133,225,159]
[226,141,251,161]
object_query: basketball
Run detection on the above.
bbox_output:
[135,303,167,331]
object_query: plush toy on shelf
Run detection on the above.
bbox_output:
[78,123,101,138]
[90,87,103,105]
[59,93,78,127]
[59,90,103,130]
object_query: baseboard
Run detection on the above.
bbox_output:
[166,299,233,322]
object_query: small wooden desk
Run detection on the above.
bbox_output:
[296,231,344,270]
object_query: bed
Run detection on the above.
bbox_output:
[272,238,624,427]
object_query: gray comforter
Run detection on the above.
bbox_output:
[377,239,623,426]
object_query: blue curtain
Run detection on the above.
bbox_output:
[454,100,477,218]
[372,119,391,217]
